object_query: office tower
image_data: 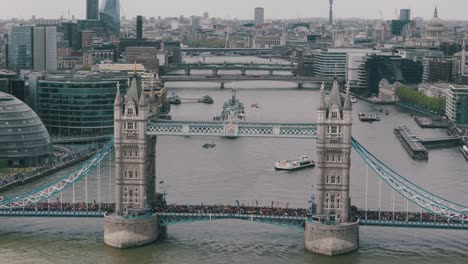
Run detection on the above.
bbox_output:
[87,0,99,20]
[100,0,120,36]
[7,26,33,71]
[329,0,333,25]
[137,15,143,39]
[254,7,264,25]
[399,9,411,21]
[33,26,57,71]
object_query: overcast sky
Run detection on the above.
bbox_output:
[0,0,466,21]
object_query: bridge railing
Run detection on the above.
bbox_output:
[352,138,468,220]
[0,140,114,209]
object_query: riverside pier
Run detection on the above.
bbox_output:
[394,126,428,160]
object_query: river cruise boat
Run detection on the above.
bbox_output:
[358,113,380,122]
[275,156,315,171]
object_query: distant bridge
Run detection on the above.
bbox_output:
[160,75,334,88]
[160,63,296,75]
[181,48,272,55]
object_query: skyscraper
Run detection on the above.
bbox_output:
[136,15,143,39]
[33,26,57,71]
[399,9,411,21]
[254,7,264,25]
[100,0,120,36]
[7,26,33,71]
[329,0,334,25]
[87,0,99,20]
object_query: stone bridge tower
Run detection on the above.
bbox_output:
[305,79,359,256]
[104,73,161,248]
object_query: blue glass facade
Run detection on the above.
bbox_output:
[7,26,33,71]
[100,0,120,36]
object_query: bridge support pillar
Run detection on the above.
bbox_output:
[305,221,359,256]
[298,83,303,89]
[269,70,274,76]
[241,69,246,76]
[104,214,160,249]
[185,68,191,75]
[213,69,218,75]
[220,82,225,89]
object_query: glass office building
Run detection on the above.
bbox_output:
[99,0,120,37]
[7,26,33,71]
[36,73,128,137]
[0,92,51,167]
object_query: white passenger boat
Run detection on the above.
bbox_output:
[275,156,315,171]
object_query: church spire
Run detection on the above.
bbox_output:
[319,82,326,110]
[343,81,352,111]
[434,6,438,18]
[114,81,122,106]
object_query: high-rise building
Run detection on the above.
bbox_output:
[7,26,33,71]
[329,0,334,25]
[87,0,99,20]
[33,26,57,71]
[254,7,264,25]
[100,0,120,36]
[125,46,158,71]
[445,85,468,126]
[136,15,143,39]
[399,9,411,21]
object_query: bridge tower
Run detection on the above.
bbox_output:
[305,79,359,256]
[104,73,161,248]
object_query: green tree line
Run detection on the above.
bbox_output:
[395,86,446,114]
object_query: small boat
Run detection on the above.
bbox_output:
[251,103,260,108]
[350,96,357,103]
[202,143,216,149]
[168,93,181,105]
[358,113,380,122]
[275,156,315,171]
[460,145,468,161]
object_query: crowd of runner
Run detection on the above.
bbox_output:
[0,143,104,189]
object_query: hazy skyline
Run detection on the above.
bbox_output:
[0,0,466,21]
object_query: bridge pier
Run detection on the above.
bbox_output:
[298,83,303,89]
[241,69,246,76]
[184,68,191,76]
[305,221,359,256]
[213,69,218,75]
[269,70,274,76]
[104,214,160,248]
[220,82,225,89]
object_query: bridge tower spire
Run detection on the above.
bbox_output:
[305,78,359,256]
[105,73,161,249]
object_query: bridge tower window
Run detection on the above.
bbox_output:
[331,111,338,119]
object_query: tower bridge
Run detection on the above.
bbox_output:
[0,75,467,256]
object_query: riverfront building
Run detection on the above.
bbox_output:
[445,85,468,126]
[33,26,58,72]
[0,92,51,167]
[36,73,129,137]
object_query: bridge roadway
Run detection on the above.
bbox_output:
[1,210,467,230]
[146,120,318,138]
[181,48,272,54]
[160,63,296,73]
[160,75,333,87]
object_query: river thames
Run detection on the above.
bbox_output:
[0,56,467,264]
